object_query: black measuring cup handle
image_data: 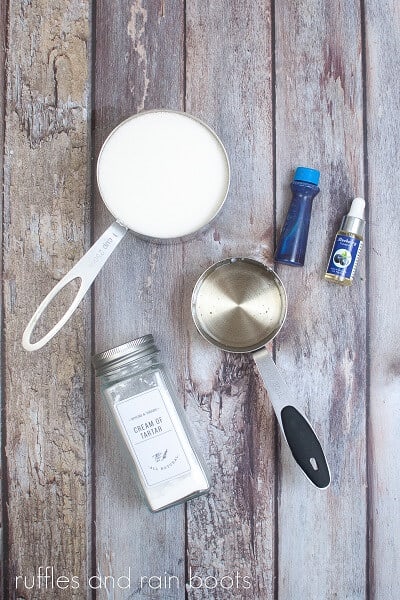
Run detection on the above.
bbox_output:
[280,405,331,488]
[253,348,331,489]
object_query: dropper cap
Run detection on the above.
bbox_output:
[342,197,365,236]
[348,197,365,219]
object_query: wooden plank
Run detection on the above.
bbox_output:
[0,0,7,596]
[3,0,91,597]
[274,1,367,598]
[184,2,276,598]
[3,2,397,598]
[92,1,187,596]
[364,1,400,597]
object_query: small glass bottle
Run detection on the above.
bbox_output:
[325,197,365,286]
[274,166,320,266]
[92,335,210,511]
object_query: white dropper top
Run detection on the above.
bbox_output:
[348,197,365,220]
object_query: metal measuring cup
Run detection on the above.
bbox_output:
[191,257,330,488]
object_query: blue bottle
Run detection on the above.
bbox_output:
[274,167,320,266]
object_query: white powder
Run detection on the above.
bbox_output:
[97,111,230,239]
[103,368,210,512]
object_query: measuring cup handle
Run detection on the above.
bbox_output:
[22,222,128,351]
[253,348,331,489]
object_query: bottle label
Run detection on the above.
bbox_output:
[326,234,362,280]
[114,388,191,487]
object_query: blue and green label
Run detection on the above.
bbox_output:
[326,234,362,280]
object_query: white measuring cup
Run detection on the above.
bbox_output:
[23,110,230,351]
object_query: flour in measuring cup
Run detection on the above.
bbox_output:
[97,111,229,239]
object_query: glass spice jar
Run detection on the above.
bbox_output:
[92,334,210,512]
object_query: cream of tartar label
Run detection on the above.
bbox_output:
[114,388,191,486]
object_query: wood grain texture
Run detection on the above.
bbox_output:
[364,1,400,597]
[3,0,91,597]
[92,1,186,597]
[184,2,276,598]
[2,1,400,599]
[0,0,7,596]
[274,1,367,599]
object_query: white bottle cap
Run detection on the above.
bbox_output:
[348,197,365,220]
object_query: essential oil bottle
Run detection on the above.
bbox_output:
[325,197,365,286]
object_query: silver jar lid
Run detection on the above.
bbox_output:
[92,334,158,375]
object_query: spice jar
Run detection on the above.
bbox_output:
[92,335,210,511]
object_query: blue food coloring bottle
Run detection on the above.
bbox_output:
[275,166,320,266]
[325,197,365,286]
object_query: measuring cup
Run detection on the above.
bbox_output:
[191,257,330,488]
[23,110,230,351]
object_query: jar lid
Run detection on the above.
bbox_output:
[92,334,158,375]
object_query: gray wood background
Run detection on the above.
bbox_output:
[1,0,399,598]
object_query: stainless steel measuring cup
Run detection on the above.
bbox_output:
[191,257,330,488]
[23,110,230,351]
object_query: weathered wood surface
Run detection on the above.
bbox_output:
[365,0,400,597]
[184,1,276,598]
[0,0,6,596]
[1,0,400,599]
[2,0,91,599]
[93,1,186,598]
[274,2,367,599]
